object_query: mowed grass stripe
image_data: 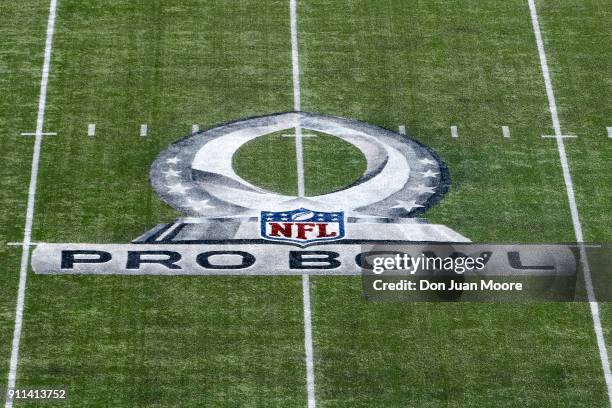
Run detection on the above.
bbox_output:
[300,0,573,242]
[533,0,612,244]
[527,0,612,401]
[299,0,609,405]
[16,0,309,406]
[533,0,612,394]
[19,277,307,407]
[0,0,56,393]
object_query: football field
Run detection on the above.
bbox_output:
[0,0,611,406]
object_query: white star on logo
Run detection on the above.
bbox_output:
[186,199,213,212]
[162,169,181,177]
[166,183,191,195]
[166,157,180,165]
[420,169,438,178]
[419,158,436,166]
[392,200,424,212]
[410,184,436,194]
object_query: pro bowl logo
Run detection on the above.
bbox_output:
[261,208,345,246]
[31,112,470,275]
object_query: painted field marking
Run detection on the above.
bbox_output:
[290,0,301,113]
[528,1,612,405]
[6,242,46,247]
[295,124,305,197]
[607,127,612,138]
[282,132,316,138]
[156,224,183,242]
[502,126,510,139]
[542,134,577,139]
[88,123,96,137]
[140,124,148,137]
[290,0,316,406]
[192,124,199,134]
[302,274,316,408]
[20,132,56,136]
[6,0,58,407]
[290,0,305,200]
[398,125,406,135]
[451,125,458,138]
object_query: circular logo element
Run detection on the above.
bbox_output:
[150,112,449,219]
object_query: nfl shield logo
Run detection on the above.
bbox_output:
[260,208,345,246]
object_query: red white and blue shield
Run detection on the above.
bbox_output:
[260,208,345,246]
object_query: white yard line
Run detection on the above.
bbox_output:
[295,125,306,197]
[6,1,58,407]
[450,125,458,138]
[88,123,96,137]
[302,274,316,408]
[607,127,611,138]
[290,0,305,198]
[398,125,406,135]
[290,1,316,406]
[528,1,612,405]
[192,124,199,134]
[290,0,301,113]
[140,123,148,137]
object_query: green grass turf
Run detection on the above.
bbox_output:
[303,130,367,196]
[0,0,52,394]
[233,129,366,196]
[0,0,609,406]
[534,0,612,244]
[10,0,309,406]
[297,0,609,406]
[311,282,605,407]
[234,130,299,196]
[19,276,307,407]
[533,0,612,385]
